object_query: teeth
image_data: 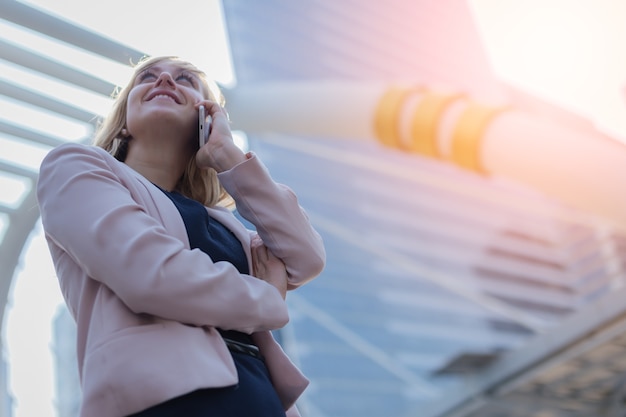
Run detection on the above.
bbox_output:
[152,94,176,101]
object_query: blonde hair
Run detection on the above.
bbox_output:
[93,56,230,207]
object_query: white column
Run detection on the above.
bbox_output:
[225,82,626,232]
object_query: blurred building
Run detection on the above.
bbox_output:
[2,1,626,417]
[221,2,626,416]
[0,356,13,417]
[237,129,626,417]
[51,306,80,417]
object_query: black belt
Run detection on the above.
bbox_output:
[223,338,263,360]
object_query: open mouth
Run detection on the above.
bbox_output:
[146,91,181,104]
[151,94,177,102]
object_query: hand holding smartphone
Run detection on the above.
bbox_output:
[198,105,212,148]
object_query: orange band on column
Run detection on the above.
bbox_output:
[449,103,506,173]
[373,87,422,149]
[410,92,463,158]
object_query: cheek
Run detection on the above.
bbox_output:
[188,90,205,105]
[125,89,144,132]
[125,106,137,134]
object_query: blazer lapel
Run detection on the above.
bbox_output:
[120,163,191,249]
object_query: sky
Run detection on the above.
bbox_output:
[3,1,626,417]
[469,0,626,140]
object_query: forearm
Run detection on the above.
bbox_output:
[218,153,326,288]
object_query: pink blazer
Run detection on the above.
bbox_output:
[37,143,325,417]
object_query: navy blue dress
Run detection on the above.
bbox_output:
[128,189,286,417]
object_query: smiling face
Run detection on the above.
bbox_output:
[125,59,207,146]
[92,56,227,204]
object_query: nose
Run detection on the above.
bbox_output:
[155,72,176,88]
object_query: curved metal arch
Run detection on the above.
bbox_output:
[0,0,145,335]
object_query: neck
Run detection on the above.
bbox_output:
[125,139,191,191]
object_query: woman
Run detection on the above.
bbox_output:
[37,56,325,417]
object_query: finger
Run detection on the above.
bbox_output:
[264,249,277,263]
[256,243,269,263]
[194,100,217,111]
[198,100,223,116]
[251,241,263,261]
[195,101,229,123]
[250,234,262,249]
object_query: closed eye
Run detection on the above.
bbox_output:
[138,70,157,82]
[136,68,199,89]
[139,71,156,81]
[176,72,198,88]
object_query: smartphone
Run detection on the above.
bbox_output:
[198,105,212,148]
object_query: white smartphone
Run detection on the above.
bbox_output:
[198,105,212,148]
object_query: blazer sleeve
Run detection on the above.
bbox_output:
[218,153,326,290]
[37,143,288,332]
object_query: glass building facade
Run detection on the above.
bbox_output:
[2,1,626,416]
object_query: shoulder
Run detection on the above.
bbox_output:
[37,143,131,201]
[41,142,114,168]
[39,143,128,182]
